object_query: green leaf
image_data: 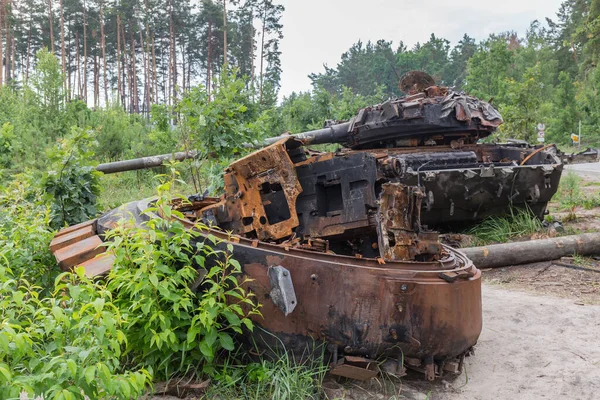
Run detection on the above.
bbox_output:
[219,333,235,351]
[0,363,12,383]
[67,359,77,378]
[84,366,96,385]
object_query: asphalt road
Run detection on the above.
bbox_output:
[565,162,600,179]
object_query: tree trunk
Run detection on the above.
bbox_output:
[122,23,128,110]
[144,18,152,104]
[0,0,4,87]
[93,53,98,108]
[116,15,122,106]
[26,18,32,82]
[139,29,148,116]
[83,1,87,102]
[223,0,227,65]
[76,31,80,97]
[207,21,212,101]
[152,34,157,104]
[169,1,176,105]
[461,233,600,269]
[100,2,108,106]
[48,0,54,53]
[4,0,9,83]
[67,19,72,98]
[259,17,265,103]
[181,42,185,93]
[10,28,14,84]
[250,24,255,92]
[60,0,66,92]
[131,32,138,113]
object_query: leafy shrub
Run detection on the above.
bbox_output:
[105,167,260,380]
[0,267,151,399]
[0,176,56,287]
[43,127,101,229]
[0,176,150,399]
[0,122,14,168]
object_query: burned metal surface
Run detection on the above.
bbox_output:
[264,81,503,149]
[376,183,441,261]
[561,147,599,164]
[200,138,303,241]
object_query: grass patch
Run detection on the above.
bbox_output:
[205,337,328,400]
[555,172,600,211]
[468,207,543,246]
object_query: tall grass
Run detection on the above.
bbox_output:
[555,172,600,211]
[468,207,543,245]
[205,333,329,400]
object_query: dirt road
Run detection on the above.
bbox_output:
[410,284,600,400]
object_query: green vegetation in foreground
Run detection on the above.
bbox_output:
[0,165,266,398]
[468,208,544,246]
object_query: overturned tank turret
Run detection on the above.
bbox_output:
[262,72,562,227]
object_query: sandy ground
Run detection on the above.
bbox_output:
[420,284,600,400]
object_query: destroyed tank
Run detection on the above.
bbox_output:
[52,72,566,380]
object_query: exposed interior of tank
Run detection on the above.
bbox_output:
[174,136,561,260]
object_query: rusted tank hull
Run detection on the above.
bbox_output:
[238,247,482,362]
[86,199,482,378]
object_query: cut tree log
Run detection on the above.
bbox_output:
[461,233,600,269]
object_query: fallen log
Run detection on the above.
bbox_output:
[461,233,600,269]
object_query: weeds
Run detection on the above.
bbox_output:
[555,172,600,211]
[206,332,328,400]
[468,207,543,245]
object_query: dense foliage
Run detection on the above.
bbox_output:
[105,168,260,380]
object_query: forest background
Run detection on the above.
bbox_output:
[0,0,600,398]
[0,0,599,202]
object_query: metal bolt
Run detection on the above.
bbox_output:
[283,271,288,277]
[401,284,407,291]
[311,274,317,281]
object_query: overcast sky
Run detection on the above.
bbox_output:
[277,0,565,98]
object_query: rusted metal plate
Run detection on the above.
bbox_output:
[200,138,303,242]
[376,183,441,261]
[330,356,379,381]
[50,225,95,252]
[79,253,116,277]
[53,235,104,270]
[52,219,97,238]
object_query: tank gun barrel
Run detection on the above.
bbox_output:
[96,151,198,174]
[262,121,353,147]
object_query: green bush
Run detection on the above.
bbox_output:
[0,267,151,399]
[0,176,56,287]
[43,127,101,230]
[0,176,150,399]
[104,167,260,380]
